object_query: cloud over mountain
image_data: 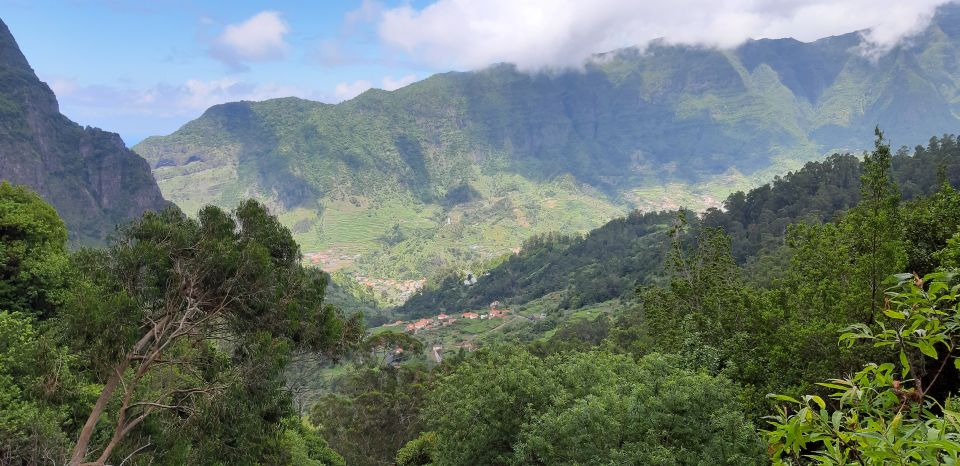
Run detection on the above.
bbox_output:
[377,0,951,70]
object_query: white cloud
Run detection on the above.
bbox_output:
[210,11,290,67]
[333,80,373,102]
[381,74,418,91]
[42,76,316,143]
[345,0,385,29]
[377,0,952,71]
[49,77,311,119]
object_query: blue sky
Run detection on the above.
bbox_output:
[2,0,951,145]
[3,0,440,144]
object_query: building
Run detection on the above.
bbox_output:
[414,319,432,330]
[406,318,433,332]
[462,312,479,319]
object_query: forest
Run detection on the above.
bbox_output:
[3,129,960,465]
[402,133,960,316]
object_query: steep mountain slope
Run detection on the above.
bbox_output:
[137,4,960,282]
[0,19,167,244]
[401,135,960,316]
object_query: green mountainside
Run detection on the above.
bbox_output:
[137,4,960,288]
[401,135,960,317]
[0,19,167,245]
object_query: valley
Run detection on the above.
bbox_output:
[6,3,960,464]
[135,7,960,308]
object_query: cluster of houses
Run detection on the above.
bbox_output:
[386,301,514,334]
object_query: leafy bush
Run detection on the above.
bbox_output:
[766,272,960,464]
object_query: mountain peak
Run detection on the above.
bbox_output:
[0,18,168,245]
[0,19,32,73]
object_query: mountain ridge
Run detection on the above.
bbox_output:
[135,3,960,282]
[0,18,168,245]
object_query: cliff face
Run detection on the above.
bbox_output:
[0,18,168,245]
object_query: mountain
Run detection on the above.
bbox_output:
[135,4,960,284]
[401,134,960,316]
[0,19,167,245]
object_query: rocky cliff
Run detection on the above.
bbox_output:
[0,18,168,244]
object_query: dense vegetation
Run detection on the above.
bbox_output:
[403,133,960,317]
[6,3,960,459]
[0,184,359,465]
[308,129,960,465]
[135,4,960,283]
[4,121,960,465]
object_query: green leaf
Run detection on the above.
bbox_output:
[816,382,849,390]
[809,395,826,410]
[767,394,801,404]
[918,340,938,359]
[883,309,905,320]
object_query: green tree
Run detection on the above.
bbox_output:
[282,418,347,466]
[310,361,430,466]
[63,201,362,465]
[845,128,905,322]
[423,347,765,465]
[395,431,436,466]
[766,272,960,464]
[901,180,960,274]
[0,311,92,464]
[937,231,960,269]
[0,182,70,318]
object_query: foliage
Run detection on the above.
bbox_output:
[310,362,431,466]
[281,418,346,466]
[0,182,70,318]
[766,272,960,464]
[395,431,436,466]
[58,200,362,464]
[422,347,765,465]
[843,128,905,321]
[408,135,960,317]
[939,232,960,269]
[0,311,93,465]
[0,189,360,465]
[903,181,960,274]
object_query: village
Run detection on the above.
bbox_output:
[385,301,515,333]
[376,299,554,364]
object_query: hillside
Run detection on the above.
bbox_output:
[136,4,960,285]
[0,19,167,245]
[401,134,960,316]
